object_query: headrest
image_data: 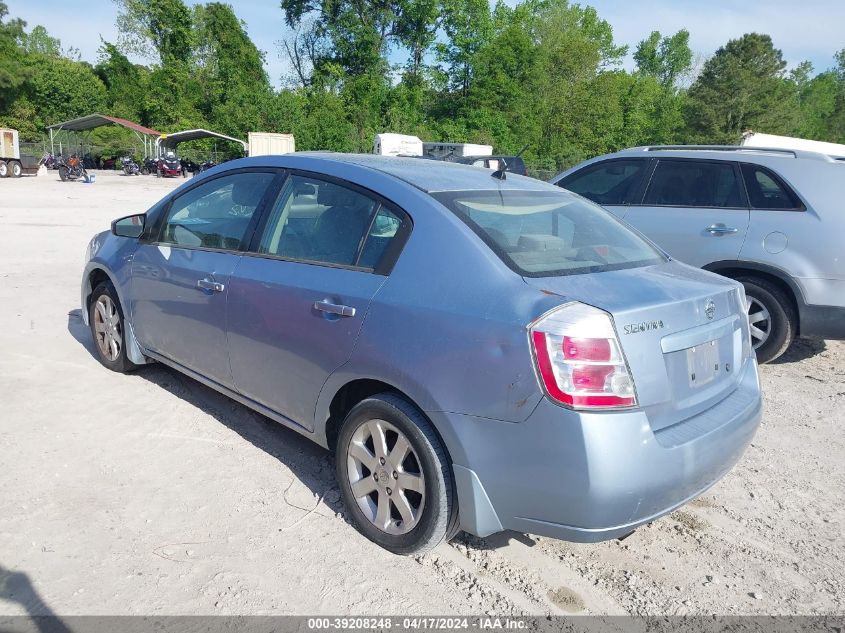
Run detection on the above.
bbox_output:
[231,179,266,207]
[317,185,349,207]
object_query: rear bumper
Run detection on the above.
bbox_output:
[438,359,761,542]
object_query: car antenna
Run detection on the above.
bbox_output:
[491,143,529,181]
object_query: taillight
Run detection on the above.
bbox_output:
[530,302,637,409]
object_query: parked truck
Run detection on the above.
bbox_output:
[373,133,424,156]
[422,141,492,159]
[1,128,40,177]
[248,132,296,156]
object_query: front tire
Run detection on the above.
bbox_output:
[88,282,137,373]
[336,393,458,555]
[58,166,68,181]
[737,276,796,363]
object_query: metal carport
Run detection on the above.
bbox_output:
[45,114,161,158]
[157,129,248,155]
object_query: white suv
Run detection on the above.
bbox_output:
[554,145,845,362]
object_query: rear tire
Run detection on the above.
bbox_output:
[88,282,137,373]
[336,393,458,555]
[736,276,796,363]
[10,160,22,177]
[0,160,8,177]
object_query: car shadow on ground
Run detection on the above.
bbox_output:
[0,565,74,632]
[771,336,827,364]
[66,309,344,517]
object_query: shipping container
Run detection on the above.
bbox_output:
[248,132,296,156]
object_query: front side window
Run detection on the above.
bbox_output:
[433,189,665,277]
[258,175,402,269]
[559,159,646,205]
[159,172,275,250]
[740,163,803,210]
[643,160,743,208]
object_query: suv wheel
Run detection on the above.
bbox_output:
[736,276,796,363]
[336,393,458,555]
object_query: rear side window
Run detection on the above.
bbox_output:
[159,172,275,250]
[740,163,803,210]
[559,160,646,205]
[643,160,743,208]
[433,189,664,277]
[257,174,407,271]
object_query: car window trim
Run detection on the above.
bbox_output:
[143,167,286,254]
[559,158,650,206]
[245,168,413,276]
[637,157,749,210]
[739,162,806,212]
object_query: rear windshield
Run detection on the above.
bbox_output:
[433,189,665,277]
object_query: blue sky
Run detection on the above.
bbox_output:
[8,0,845,88]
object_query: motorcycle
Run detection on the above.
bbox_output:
[39,153,59,169]
[196,159,216,175]
[140,157,157,175]
[156,153,185,178]
[121,156,141,176]
[180,158,199,176]
[57,154,89,182]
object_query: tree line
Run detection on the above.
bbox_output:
[1,0,843,170]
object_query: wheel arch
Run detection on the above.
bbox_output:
[703,260,804,334]
[319,378,451,457]
[82,264,148,365]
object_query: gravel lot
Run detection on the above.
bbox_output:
[0,170,843,617]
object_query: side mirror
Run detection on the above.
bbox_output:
[111,214,146,239]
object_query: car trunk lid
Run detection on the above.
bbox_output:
[524,261,751,430]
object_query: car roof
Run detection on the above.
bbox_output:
[228,152,556,194]
[614,145,844,163]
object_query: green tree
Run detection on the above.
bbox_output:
[435,0,492,96]
[634,29,692,88]
[19,25,62,57]
[113,0,194,65]
[95,42,149,123]
[23,56,108,127]
[0,2,29,109]
[684,33,798,143]
[193,3,273,132]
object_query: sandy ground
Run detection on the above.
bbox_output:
[0,170,843,617]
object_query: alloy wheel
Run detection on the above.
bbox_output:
[346,419,426,535]
[746,296,772,349]
[93,295,122,362]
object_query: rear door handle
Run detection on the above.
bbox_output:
[196,278,225,293]
[314,300,356,317]
[706,224,738,235]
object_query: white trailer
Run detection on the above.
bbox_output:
[373,133,423,156]
[1,128,36,178]
[422,142,493,159]
[248,132,296,156]
[741,131,845,156]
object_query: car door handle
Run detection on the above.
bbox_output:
[706,224,738,235]
[314,300,356,317]
[196,278,225,292]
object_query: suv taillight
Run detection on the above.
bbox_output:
[529,302,637,409]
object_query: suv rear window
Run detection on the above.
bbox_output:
[740,163,803,210]
[432,190,665,277]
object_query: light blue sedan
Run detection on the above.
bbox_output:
[81,154,761,554]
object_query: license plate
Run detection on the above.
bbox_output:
[686,339,720,388]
